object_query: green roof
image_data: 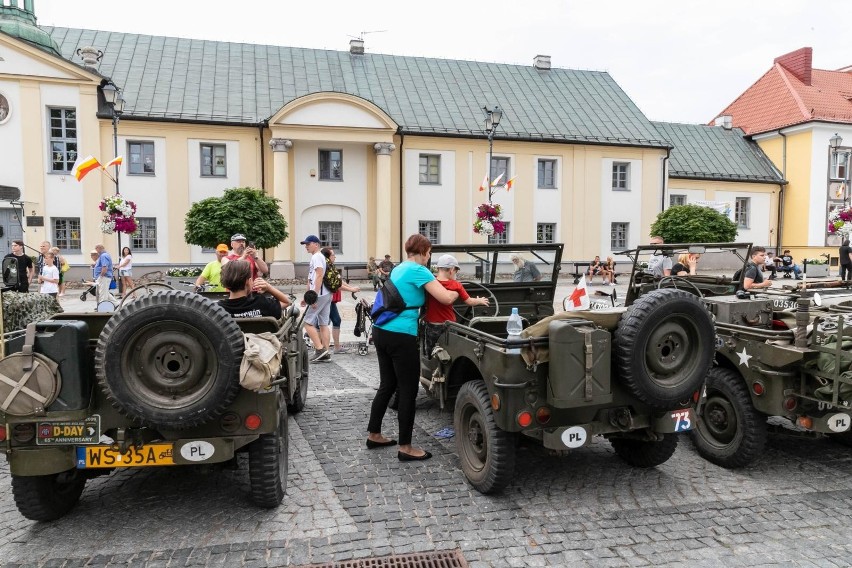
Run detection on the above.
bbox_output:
[44,26,669,148]
[652,121,783,184]
[0,5,59,55]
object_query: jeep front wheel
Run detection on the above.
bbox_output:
[615,288,714,409]
[610,434,678,468]
[287,346,309,414]
[249,392,289,507]
[690,367,767,468]
[454,380,516,493]
[11,469,87,521]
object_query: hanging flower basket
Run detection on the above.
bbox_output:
[473,203,505,236]
[99,194,138,235]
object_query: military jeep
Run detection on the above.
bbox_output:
[0,289,309,521]
[419,243,715,493]
[623,242,852,468]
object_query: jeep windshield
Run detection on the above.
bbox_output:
[623,242,753,305]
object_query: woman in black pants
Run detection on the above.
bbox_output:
[366,234,458,461]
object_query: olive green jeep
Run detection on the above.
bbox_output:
[419,243,715,493]
[0,289,309,521]
[623,242,852,468]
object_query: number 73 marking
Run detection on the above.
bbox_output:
[671,410,692,432]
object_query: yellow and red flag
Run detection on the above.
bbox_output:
[73,155,101,181]
[478,173,489,192]
[105,156,123,169]
[504,177,516,191]
[490,173,504,187]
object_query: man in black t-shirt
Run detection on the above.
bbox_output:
[218,259,290,319]
[743,246,773,292]
[3,240,34,292]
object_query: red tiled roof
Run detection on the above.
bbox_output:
[714,55,852,135]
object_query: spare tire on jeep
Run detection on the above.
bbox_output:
[95,290,244,430]
[614,288,714,409]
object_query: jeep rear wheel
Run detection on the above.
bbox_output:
[610,433,678,468]
[615,288,714,409]
[249,392,288,507]
[287,347,309,414]
[454,380,516,494]
[96,290,244,430]
[690,367,767,468]
[11,469,87,521]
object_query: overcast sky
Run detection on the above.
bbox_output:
[35,0,851,124]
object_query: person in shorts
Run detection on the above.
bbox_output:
[300,234,332,362]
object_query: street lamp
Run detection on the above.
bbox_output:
[102,80,126,291]
[483,105,502,202]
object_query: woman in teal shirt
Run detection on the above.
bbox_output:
[366,234,459,461]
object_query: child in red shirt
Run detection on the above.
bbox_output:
[425,254,490,323]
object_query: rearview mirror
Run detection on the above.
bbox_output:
[688,246,706,254]
[813,292,822,307]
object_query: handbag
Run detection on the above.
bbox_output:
[332,289,342,303]
[239,332,282,391]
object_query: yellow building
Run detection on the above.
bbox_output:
[0,2,785,275]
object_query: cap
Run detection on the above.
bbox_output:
[216,244,229,253]
[230,233,247,242]
[436,254,460,269]
[300,234,320,244]
[89,249,98,255]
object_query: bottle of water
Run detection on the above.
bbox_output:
[506,307,523,354]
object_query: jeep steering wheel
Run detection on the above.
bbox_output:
[656,275,704,298]
[454,281,500,323]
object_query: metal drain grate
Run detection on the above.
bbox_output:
[293,549,468,568]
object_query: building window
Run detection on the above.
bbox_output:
[611,222,629,250]
[52,217,81,252]
[419,154,440,185]
[612,162,630,191]
[128,141,155,175]
[48,107,77,173]
[132,218,157,251]
[538,159,557,189]
[536,223,556,244]
[488,222,510,245]
[831,150,849,180]
[418,221,441,244]
[735,197,750,229]
[670,194,686,206]
[318,221,342,251]
[490,156,510,184]
[200,144,226,177]
[319,150,343,181]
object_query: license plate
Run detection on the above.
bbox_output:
[670,409,694,432]
[76,444,175,468]
[36,416,100,445]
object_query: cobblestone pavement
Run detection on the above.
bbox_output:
[2,351,852,567]
[3,277,852,567]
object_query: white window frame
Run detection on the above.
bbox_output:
[318,221,342,251]
[200,143,226,177]
[48,107,77,173]
[536,223,556,244]
[132,217,158,251]
[52,217,81,253]
[611,222,629,250]
[319,149,343,181]
[419,154,441,185]
[418,220,441,245]
[735,197,750,229]
[488,222,510,245]
[670,194,686,207]
[128,141,156,175]
[612,162,630,191]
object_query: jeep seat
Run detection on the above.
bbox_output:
[234,317,281,335]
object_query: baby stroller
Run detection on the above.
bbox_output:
[353,296,375,356]
[79,278,97,301]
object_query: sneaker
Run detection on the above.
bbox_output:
[334,346,351,354]
[310,348,329,363]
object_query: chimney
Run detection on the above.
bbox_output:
[349,38,364,55]
[76,46,103,69]
[715,115,733,130]
[774,47,813,86]
[533,54,551,70]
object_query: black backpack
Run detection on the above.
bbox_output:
[370,278,418,326]
[323,263,342,292]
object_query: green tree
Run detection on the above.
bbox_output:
[650,204,738,243]
[184,188,288,249]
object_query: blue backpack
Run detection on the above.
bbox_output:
[370,278,418,326]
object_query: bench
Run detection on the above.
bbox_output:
[335,262,370,283]
[564,261,626,285]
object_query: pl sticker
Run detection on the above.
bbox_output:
[827,413,851,433]
[180,441,215,462]
[561,426,587,448]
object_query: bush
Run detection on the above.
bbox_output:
[167,267,203,277]
[650,205,738,243]
[184,188,288,250]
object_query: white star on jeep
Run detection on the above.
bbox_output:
[736,347,752,368]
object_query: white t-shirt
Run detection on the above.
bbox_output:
[40,265,59,294]
[120,254,133,272]
[308,251,328,296]
[647,253,673,277]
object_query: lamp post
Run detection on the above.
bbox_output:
[101,80,126,292]
[483,105,502,203]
